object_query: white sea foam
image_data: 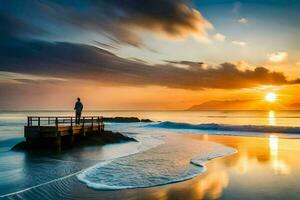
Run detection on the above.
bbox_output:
[190,146,237,167]
[77,136,236,190]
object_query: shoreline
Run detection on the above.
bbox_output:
[2,133,237,198]
[2,133,300,199]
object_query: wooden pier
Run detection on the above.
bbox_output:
[25,116,104,150]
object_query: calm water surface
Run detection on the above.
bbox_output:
[0,110,300,199]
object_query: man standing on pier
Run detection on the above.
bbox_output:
[74,98,83,125]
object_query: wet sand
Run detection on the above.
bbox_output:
[3,134,300,200]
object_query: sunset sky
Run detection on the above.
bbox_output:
[0,0,299,110]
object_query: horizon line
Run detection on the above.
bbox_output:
[1,109,300,112]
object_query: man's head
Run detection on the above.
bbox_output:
[77,98,80,102]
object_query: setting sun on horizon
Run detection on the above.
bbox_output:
[265,92,278,103]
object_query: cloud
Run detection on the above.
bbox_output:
[232,40,247,47]
[0,36,299,91]
[238,18,248,24]
[297,62,300,66]
[234,60,253,71]
[0,71,65,84]
[165,60,206,70]
[0,14,299,91]
[268,52,288,62]
[213,33,226,42]
[93,41,119,50]
[30,0,213,46]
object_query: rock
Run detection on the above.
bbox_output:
[11,130,137,152]
[103,117,152,123]
[11,141,27,151]
[140,119,152,122]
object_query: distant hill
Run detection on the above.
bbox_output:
[187,100,300,110]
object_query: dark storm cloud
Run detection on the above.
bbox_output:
[0,38,299,90]
[0,8,299,90]
[2,0,212,46]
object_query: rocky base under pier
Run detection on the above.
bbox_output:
[12,130,137,152]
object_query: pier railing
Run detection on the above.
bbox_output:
[27,116,104,128]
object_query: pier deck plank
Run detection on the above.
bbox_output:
[25,125,104,138]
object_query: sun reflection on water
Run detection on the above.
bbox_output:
[150,134,299,200]
[268,110,276,126]
[269,135,290,174]
[269,135,278,153]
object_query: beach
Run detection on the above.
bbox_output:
[2,0,300,199]
[1,111,300,199]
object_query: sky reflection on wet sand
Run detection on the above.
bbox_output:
[136,134,300,200]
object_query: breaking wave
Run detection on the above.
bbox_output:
[148,121,300,134]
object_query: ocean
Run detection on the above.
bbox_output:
[1,110,300,199]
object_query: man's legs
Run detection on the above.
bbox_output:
[75,112,79,125]
[78,112,81,124]
[76,112,81,125]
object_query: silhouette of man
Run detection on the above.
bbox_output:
[74,98,83,125]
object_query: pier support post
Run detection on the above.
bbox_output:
[97,117,100,133]
[69,135,74,146]
[56,131,62,152]
[69,128,74,146]
[26,137,33,145]
[82,117,86,136]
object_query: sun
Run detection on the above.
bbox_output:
[265,92,277,103]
